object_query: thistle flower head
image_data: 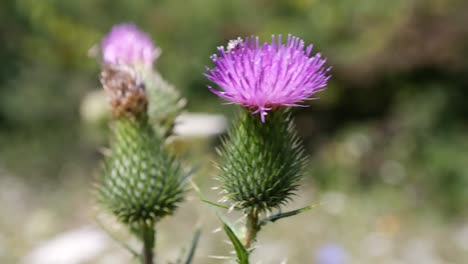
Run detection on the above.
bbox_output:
[205,35,331,122]
[102,23,160,67]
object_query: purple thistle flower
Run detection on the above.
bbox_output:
[101,23,160,67]
[205,35,331,122]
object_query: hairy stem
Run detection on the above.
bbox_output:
[244,209,259,248]
[141,223,155,264]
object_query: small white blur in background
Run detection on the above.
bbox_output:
[173,113,227,138]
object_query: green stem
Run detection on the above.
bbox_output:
[141,223,155,264]
[244,209,259,249]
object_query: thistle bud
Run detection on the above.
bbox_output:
[217,110,307,212]
[97,24,187,225]
[98,117,187,224]
[146,72,186,135]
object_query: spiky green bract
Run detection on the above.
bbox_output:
[218,109,307,213]
[146,72,186,136]
[98,115,186,225]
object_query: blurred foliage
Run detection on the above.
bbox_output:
[0,0,467,218]
[308,84,468,216]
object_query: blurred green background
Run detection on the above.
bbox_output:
[1,0,467,263]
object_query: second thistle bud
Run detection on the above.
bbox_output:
[97,23,187,225]
[98,116,186,224]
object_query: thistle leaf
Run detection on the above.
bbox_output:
[201,199,230,210]
[183,228,202,264]
[221,219,249,264]
[190,180,229,209]
[259,204,317,227]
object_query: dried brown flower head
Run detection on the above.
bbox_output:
[100,64,147,117]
